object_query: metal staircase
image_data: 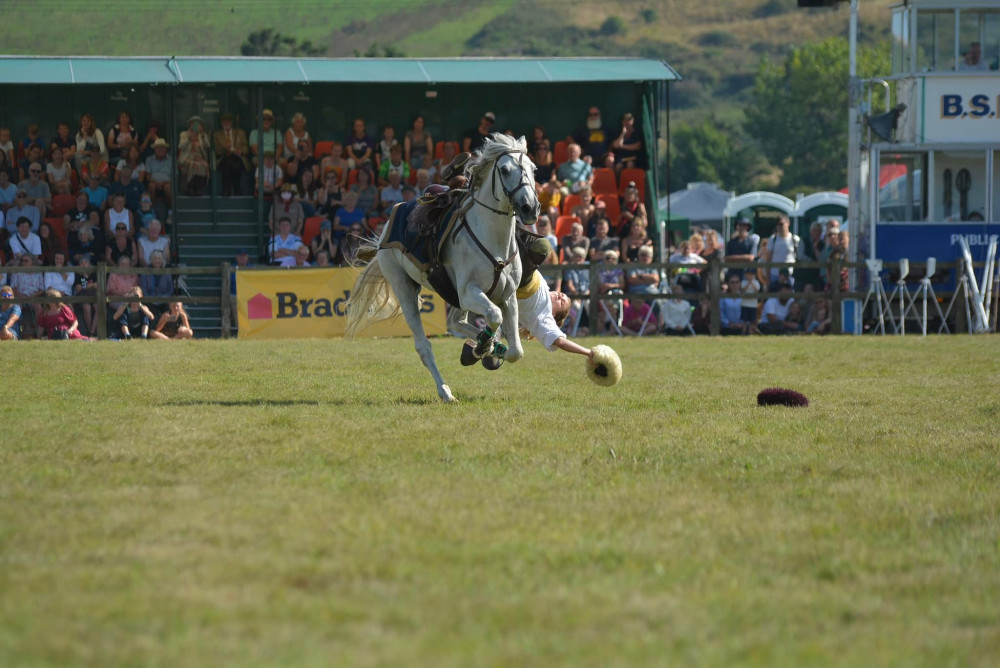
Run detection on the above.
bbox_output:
[173,195,261,337]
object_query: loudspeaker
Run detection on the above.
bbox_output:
[868,104,907,142]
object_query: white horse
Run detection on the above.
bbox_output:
[345,133,540,403]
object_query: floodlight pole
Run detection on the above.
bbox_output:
[846,0,863,333]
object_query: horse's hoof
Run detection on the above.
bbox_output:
[439,385,456,403]
[461,340,480,366]
[481,355,503,371]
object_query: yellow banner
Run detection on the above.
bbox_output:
[236,267,447,339]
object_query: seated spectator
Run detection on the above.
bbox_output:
[283,113,312,163]
[806,298,831,335]
[19,123,46,162]
[462,112,495,154]
[620,218,654,263]
[530,124,551,154]
[619,182,647,233]
[106,111,137,163]
[561,222,590,260]
[21,162,52,217]
[401,186,417,203]
[691,298,712,334]
[338,223,366,266]
[610,112,643,175]
[376,124,398,169]
[571,185,597,230]
[105,221,138,265]
[104,193,136,237]
[589,218,619,260]
[112,285,154,339]
[213,112,249,196]
[669,240,706,296]
[569,107,613,166]
[556,143,593,194]
[107,166,144,213]
[7,192,41,234]
[535,215,558,254]
[317,169,344,219]
[18,144,45,183]
[598,249,624,295]
[52,122,76,163]
[136,193,157,231]
[314,249,332,267]
[151,301,193,340]
[345,118,375,169]
[349,168,379,216]
[0,127,14,166]
[587,199,611,237]
[268,183,305,234]
[537,178,562,220]
[561,246,590,335]
[720,274,748,335]
[10,253,45,326]
[82,173,109,211]
[279,243,312,268]
[285,138,319,190]
[758,283,795,335]
[138,219,171,267]
[0,169,17,210]
[377,144,410,186]
[116,145,147,187]
[37,288,89,340]
[431,141,458,185]
[69,225,105,265]
[379,170,406,215]
[626,246,660,295]
[256,150,283,198]
[38,222,66,266]
[414,168,432,196]
[45,146,73,195]
[268,216,301,262]
[80,144,110,185]
[73,256,97,335]
[739,270,761,333]
[106,255,139,310]
[249,109,280,166]
[297,169,321,216]
[333,191,365,239]
[783,301,806,334]
[137,119,164,160]
[76,114,107,167]
[319,142,349,188]
[662,283,693,335]
[404,116,433,170]
[145,138,173,207]
[311,221,338,262]
[0,284,22,340]
[9,217,42,263]
[621,298,656,336]
[178,116,210,196]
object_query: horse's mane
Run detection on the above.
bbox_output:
[468,133,529,188]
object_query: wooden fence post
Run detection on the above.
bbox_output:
[96,262,108,340]
[708,255,721,336]
[831,257,843,333]
[220,262,232,339]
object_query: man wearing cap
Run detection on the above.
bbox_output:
[249,110,281,166]
[6,190,40,234]
[214,113,250,196]
[462,112,495,154]
[146,138,173,207]
[21,161,51,217]
[724,216,759,278]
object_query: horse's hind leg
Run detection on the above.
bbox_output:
[379,256,455,403]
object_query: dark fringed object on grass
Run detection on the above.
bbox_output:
[757,388,809,407]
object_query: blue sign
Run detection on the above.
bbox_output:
[876,224,998,264]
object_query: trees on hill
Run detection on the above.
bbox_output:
[240,30,326,57]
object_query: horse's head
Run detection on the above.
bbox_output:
[470,134,540,227]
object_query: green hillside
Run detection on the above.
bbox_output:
[5,0,893,118]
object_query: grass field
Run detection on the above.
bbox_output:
[1,335,999,665]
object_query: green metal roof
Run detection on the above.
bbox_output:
[0,56,679,85]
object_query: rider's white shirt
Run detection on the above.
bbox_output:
[518,277,563,351]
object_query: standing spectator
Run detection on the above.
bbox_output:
[556,144,593,194]
[720,274,748,335]
[21,163,52,217]
[36,289,89,340]
[284,139,319,190]
[7,192,41,233]
[724,217,759,277]
[137,219,171,266]
[9,217,42,263]
[76,114,107,166]
[0,284,22,340]
[282,112,311,162]
[107,166,143,212]
[256,150,283,198]
[570,107,613,166]
[620,218,654,263]
[765,215,798,289]
[105,221,138,265]
[116,145,147,186]
[589,218,619,260]
[345,118,374,169]
[249,109,280,166]
[350,168,379,217]
[375,124,398,169]
[404,115,433,170]
[111,286,154,340]
[561,222,590,260]
[319,142,349,188]
[104,193,136,237]
[106,111,137,163]
[151,301,193,340]
[758,283,796,335]
[462,112,495,154]
[45,146,73,195]
[796,221,825,291]
[268,216,301,262]
[610,112,643,175]
[64,191,101,235]
[213,113,250,196]
[178,116,210,196]
[73,256,97,335]
[268,183,305,234]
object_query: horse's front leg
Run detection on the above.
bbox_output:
[497,290,523,363]
[459,285,503,357]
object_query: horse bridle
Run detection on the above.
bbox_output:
[454,150,534,299]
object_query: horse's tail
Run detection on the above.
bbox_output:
[344,253,401,339]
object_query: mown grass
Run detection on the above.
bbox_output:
[1,335,999,665]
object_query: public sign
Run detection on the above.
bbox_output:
[235,268,446,339]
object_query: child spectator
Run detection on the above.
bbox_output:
[257,150,283,198]
[376,124,398,169]
[151,301,193,340]
[377,144,410,186]
[36,288,89,340]
[784,301,806,334]
[311,221,338,263]
[82,173,109,210]
[111,286,154,339]
[73,256,97,335]
[806,299,832,335]
[739,271,760,333]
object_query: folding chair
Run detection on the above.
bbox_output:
[592,168,617,195]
